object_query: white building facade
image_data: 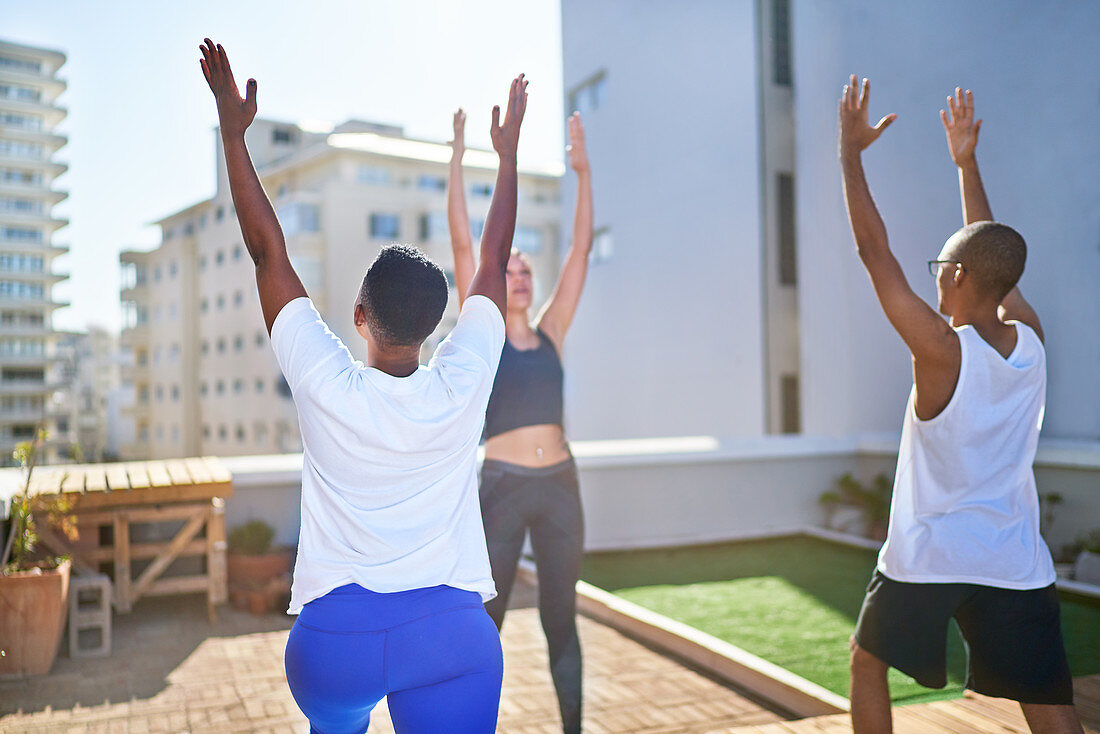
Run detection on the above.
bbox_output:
[120,119,562,460]
[560,0,1100,443]
[0,39,72,466]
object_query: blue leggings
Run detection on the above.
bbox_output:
[284,583,503,734]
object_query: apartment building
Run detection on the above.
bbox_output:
[559,0,1100,442]
[55,327,121,462]
[120,119,562,460]
[0,39,71,466]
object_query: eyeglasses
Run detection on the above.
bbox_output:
[928,260,966,277]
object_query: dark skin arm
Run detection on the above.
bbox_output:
[940,87,1043,341]
[839,76,960,420]
[467,74,528,316]
[199,39,305,334]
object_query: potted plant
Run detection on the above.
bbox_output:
[0,429,77,678]
[819,473,892,541]
[1073,530,1100,587]
[226,520,292,615]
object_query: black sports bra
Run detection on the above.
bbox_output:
[483,329,564,439]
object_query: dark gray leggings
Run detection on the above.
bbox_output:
[479,457,584,734]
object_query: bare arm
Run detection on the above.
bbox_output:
[839,76,958,363]
[447,109,476,304]
[467,75,528,316]
[537,112,593,349]
[941,87,1042,341]
[199,40,305,334]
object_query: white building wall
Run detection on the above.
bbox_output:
[560,0,767,441]
[794,0,1100,440]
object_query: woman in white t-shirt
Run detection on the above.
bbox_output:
[200,38,528,733]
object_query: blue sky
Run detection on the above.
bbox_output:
[1,0,563,333]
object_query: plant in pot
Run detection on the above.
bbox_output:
[819,473,892,541]
[0,429,78,677]
[1072,530,1100,587]
[226,520,292,615]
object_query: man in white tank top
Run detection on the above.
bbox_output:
[839,79,1083,733]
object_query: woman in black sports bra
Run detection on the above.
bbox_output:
[448,109,593,734]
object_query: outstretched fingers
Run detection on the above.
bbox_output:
[491,104,501,132]
[858,77,870,111]
[873,113,897,133]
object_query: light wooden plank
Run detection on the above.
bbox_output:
[145,460,173,488]
[113,511,131,613]
[144,575,210,596]
[83,539,207,563]
[164,459,192,486]
[75,503,209,525]
[60,469,85,494]
[104,463,130,491]
[203,456,232,484]
[125,462,151,489]
[83,467,108,492]
[183,456,213,484]
[28,468,65,496]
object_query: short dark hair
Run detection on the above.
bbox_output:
[946,221,1027,300]
[357,245,448,347]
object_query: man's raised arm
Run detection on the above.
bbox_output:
[839,76,955,363]
[199,39,305,334]
[467,74,528,316]
[940,87,1042,340]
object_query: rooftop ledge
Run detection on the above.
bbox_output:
[218,434,1100,488]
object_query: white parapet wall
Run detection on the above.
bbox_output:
[217,435,1100,556]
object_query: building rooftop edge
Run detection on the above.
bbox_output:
[0,38,67,63]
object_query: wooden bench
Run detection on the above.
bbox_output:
[25,457,233,622]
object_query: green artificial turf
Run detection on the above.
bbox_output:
[581,535,1100,705]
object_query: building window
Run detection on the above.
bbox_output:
[216,294,225,310]
[777,173,797,286]
[155,385,163,402]
[216,206,225,221]
[201,340,209,355]
[201,382,208,396]
[470,182,493,198]
[255,331,265,348]
[216,250,225,266]
[369,213,400,240]
[234,290,243,307]
[199,255,207,271]
[417,175,446,192]
[233,379,244,394]
[171,385,179,402]
[236,425,246,442]
[216,380,225,395]
[780,373,800,434]
[277,203,319,236]
[201,298,208,313]
[470,219,485,240]
[216,338,226,354]
[233,244,243,261]
[203,424,211,439]
[234,335,244,351]
[513,226,542,254]
[273,127,297,145]
[568,71,607,115]
[0,56,42,74]
[591,227,613,264]
[772,0,793,88]
[255,423,268,444]
[418,212,447,243]
[153,266,161,283]
[276,375,292,399]
[218,425,227,440]
[358,166,391,185]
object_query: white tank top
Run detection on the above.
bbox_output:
[877,321,1055,589]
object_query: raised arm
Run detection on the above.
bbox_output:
[839,76,957,363]
[941,88,1042,340]
[536,112,593,350]
[447,109,477,304]
[199,40,305,333]
[940,87,992,224]
[467,75,528,316]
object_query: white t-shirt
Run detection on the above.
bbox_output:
[270,295,506,614]
[878,321,1055,589]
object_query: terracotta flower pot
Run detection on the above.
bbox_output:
[0,558,71,678]
[227,547,293,590]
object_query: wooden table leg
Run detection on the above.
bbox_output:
[113,511,131,613]
[207,497,228,623]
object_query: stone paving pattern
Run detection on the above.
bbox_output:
[0,580,787,733]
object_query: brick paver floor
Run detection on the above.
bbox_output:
[0,579,787,733]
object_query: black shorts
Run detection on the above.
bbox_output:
[853,570,1074,705]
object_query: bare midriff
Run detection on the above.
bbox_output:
[484,423,571,468]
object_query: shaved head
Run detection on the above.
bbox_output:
[943,221,1026,301]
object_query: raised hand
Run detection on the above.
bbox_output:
[199,39,256,136]
[450,108,466,159]
[838,75,896,157]
[566,112,589,174]
[940,87,981,167]
[490,74,528,159]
